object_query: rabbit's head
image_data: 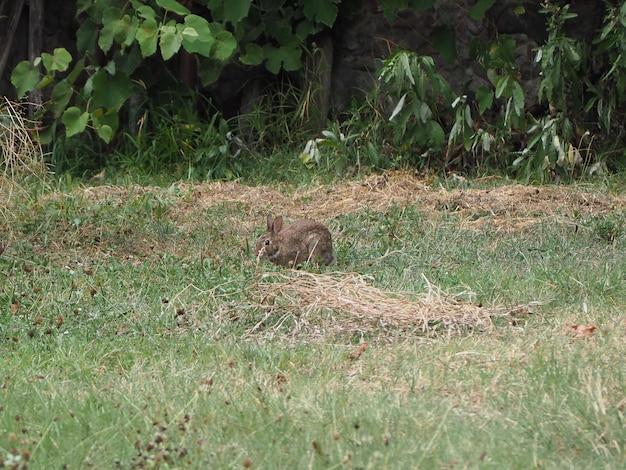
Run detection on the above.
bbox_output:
[255,214,283,262]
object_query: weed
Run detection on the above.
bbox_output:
[585,214,625,243]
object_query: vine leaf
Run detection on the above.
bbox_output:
[51,80,73,117]
[11,61,41,99]
[470,0,496,20]
[136,18,159,57]
[41,48,73,73]
[265,44,301,73]
[63,107,89,137]
[224,0,252,24]
[213,31,237,61]
[303,0,339,27]
[91,71,134,110]
[160,22,183,60]
[155,0,190,16]
[240,43,264,65]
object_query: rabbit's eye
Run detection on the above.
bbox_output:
[264,239,270,246]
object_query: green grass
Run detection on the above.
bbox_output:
[1,174,625,469]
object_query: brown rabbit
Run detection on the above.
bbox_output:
[255,214,336,268]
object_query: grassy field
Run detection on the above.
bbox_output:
[1,169,625,469]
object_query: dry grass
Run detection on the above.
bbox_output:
[218,270,536,341]
[0,99,48,255]
[33,170,623,283]
[0,98,46,183]
[80,172,626,238]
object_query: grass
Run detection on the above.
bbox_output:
[1,139,626,468]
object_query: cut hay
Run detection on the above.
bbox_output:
[76,171,625,243]
[0,98,46,182]
[1,99,48,255]
[237,270,533,339]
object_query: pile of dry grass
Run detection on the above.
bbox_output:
[1,99,48,254]
[0,98,46,183]
[235,270,531,339]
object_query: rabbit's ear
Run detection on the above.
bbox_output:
[266,214,274,231]
[273,216,284,233]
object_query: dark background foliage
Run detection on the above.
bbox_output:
[1,0,624,181]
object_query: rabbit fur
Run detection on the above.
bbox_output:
[255,214,336,268]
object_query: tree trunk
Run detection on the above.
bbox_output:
[28,0,44,116]
[0,0,27,85]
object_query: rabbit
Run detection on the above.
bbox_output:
[255,214,336,268]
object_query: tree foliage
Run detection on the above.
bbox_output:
[10,0,347,143]
[9,0,626,180]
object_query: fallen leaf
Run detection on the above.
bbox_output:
[349,342,368,361]
[566,324,596,339]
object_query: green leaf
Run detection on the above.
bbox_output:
[379,0,409,23]
[100,6,119,25]
[136,5,156,21]
[182,35,214,57]
[270,20,296,47]
[198,58,224,86]
[264,44,301,74]
[427,121,445,148]
[92,108,119,143]
[256,0,283,11]
[99,7,122,53]
[119,15,139,47]
[296,19,320,40]
[511,80,525,116]
[418,101,432,123]
[303,0,339,27]
[62,107,89,137]
[181,26,199,41]
[136,18,159,57]
[184,14,212,37]
[389,93,407,121]
[66,58,85,86]
[399,52,415,86]
[181,15,215,56]
[469,0,496,20]
[104,60,116,75]
[91,71,134,110]
[41,48,72,73]
[240,43,264,65]
[51,80,73,117]
[155,0,190,16]
[159,23,183,60]
[495,75,509,99]
[11,61,41,99]
[77,18,99,55]
[213,31,237,61]
[224,0,252,24]
[432,26,456,64]
[76,0,93,15]
[113,46,143,76]
[96,124,114,143]
[475,85,493,115]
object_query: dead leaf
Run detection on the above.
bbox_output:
[348,342,368,361]
[566,324,597,339]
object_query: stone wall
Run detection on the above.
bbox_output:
[329,0,609,114]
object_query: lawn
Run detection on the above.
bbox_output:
[1,170,625,469]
